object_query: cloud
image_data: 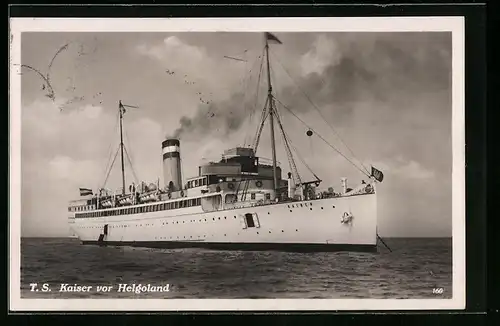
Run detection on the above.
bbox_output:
[20,97,165,237]
[300,34,341,76]
[393,160,435,180]
[19,32,453,238]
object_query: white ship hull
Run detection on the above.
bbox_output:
[70,193,377,252]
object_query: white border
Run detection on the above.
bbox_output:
[9,17,465,311]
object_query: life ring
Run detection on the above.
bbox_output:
[365,184,373,193]
[341,212,352,224]
[180,190,184,197]
[228,182,235,190]
[256,180,263,188]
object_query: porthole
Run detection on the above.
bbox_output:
[310,208,312,210]
[281,230,284,232]
[290,210,292,213]
[321,207,324,210]
[296,229,298,232]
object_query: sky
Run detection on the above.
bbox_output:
[18,31,453,237]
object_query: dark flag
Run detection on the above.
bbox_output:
[265,32,282,44]
[79,187,93,196]
[371,166,384,182]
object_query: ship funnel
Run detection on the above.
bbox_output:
[162,138,182,192]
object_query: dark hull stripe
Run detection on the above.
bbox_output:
[163,152,180,159]
[162,139,180,147]
[81,240,378,253]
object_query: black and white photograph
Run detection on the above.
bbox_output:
[9,17,465,311]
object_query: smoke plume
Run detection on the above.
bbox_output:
[169,91,256,141]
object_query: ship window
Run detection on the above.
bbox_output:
[251,193,256,200]
[245,213,255,228]
[265,193,271,200]
[197,198,201,205]
[174,202,179,209]
[203,178,207,186]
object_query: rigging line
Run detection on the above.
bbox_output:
[252,96,270,153]
[99,109,121,188]
[122,123,138,181]
[244,47,266,147]
[275,109,302,185]
[123,146,140,185]
[276,106,320,182]
[274,96,370,177]
[286,133,320,181]
[101,146,120,191]
[269,50,371,175]
[238,49,255,118]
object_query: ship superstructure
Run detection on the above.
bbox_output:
[67,32,384,252]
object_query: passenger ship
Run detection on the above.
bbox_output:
[67,32,384,252]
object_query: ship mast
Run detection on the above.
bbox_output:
[117,100,139,195]
[265,37,279,194]
[118,101,126,195]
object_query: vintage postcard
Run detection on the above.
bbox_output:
[9,17,465,311]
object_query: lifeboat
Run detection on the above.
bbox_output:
[139,191,159,203]
[117,194,133,206]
